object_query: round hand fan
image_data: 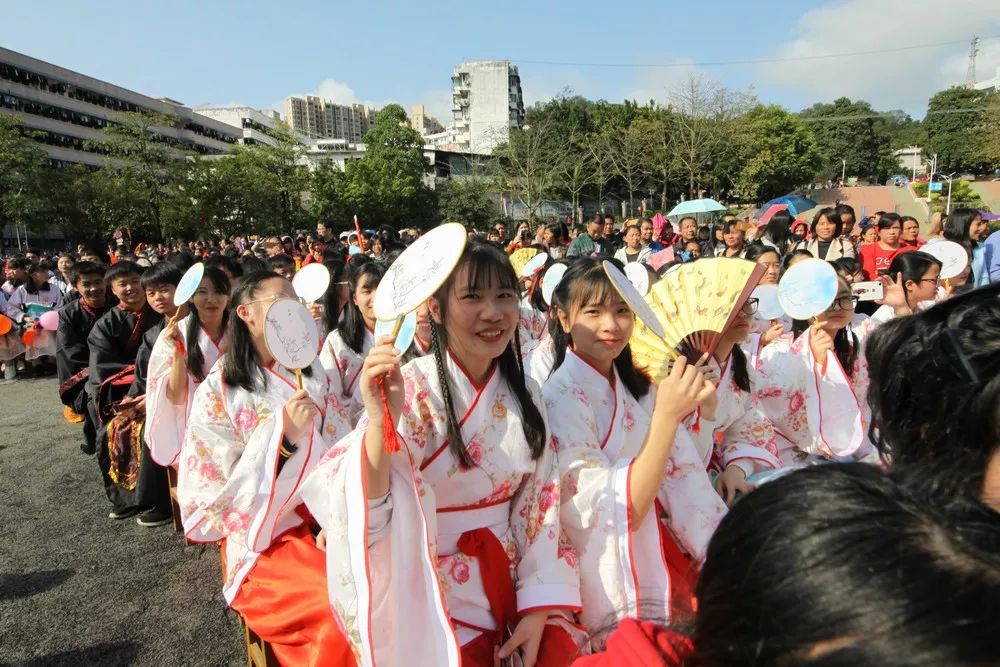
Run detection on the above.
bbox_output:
[541,263,567,306]
[264,298,320,390]
[921,240,968,280]
[174,263,204,307]
[624,262,649,296]
[629,257,766,382]
[293,263,331,302]
[374,310,417,354]
[778,259,838,320]
[520,252,548,278]
[752,284,784,321]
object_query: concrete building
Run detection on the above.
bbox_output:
[284,96,377,142]
[195,105,311,147]
[450,60,524,154]
[410,104,444,136]
[0,46,240,168]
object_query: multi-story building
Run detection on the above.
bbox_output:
[284,96,377,142]
[410,104,444,136]
[0,46,240,168]
[195,105,310,147]
[450,60,524,155]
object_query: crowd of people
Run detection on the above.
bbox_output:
[2,204,999,666]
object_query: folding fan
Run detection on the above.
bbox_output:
[630,258,765,382]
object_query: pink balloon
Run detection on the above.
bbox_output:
[39,310,59,331]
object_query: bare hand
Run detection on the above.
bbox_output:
[877,272,911,314]
[163,308,184,355]
[283,390,319,444]
[307,302,324,321]
[715,465,752,506]
[692,354,720,420]
[763,322,785,345]
[498,611,547,667]
[359,337,404,422]
[809,320,834,365]
[656,357,717,423]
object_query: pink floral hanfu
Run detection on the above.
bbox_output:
[543,350,727,635]
[176,358,351,605]
[301,352,584,667]
[320,327,374,427]
[518,296,548,355]
[144,318,224,467]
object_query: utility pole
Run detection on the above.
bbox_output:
[965,36,980,88]
[841,159,846,184]
[911,146,918,181]
[946,172,957,214]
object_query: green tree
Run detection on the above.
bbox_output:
[437,178,497,228]
[492,118,563,222]
[598,119,650,216]
[309,161,350,228]
[339,104,437,229]
[798,97,895,183]
[980,94,1000,170]
[0,114,49,234]
[924,86,994,174]
[734,105,822,202]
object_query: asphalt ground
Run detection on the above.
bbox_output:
[0,376,243,667]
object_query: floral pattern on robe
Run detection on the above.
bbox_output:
[320,327,374,427]
[301,352,583,667]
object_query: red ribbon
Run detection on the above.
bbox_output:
[457,527,517,634]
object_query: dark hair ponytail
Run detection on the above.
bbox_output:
[431,240,546,469]
[185,267,231,382]
[549,257,651,399]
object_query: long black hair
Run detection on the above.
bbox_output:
[185,267,231,382]
[763,210,795,254]
[791,276,859,377]
[548,257,651,399]
[887,250,942,300]
[321,258,347,333]
[336,258,385,354]
[222,270,311,392]
[809,206,843,238]
[866,282,1000,502]
[694,463,1000,666]
[430,239,546,469]
[943,207,981,248]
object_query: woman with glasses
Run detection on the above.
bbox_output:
[754,271,914,468]
[176,271,355,666]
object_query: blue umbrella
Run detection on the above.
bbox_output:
[668,198,727,217]
[760,194,817,215]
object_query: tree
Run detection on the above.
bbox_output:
[338,104,437,229]
[734,105,822,203]
[437,178,497,228]
[492,118,563,222]
[552,143,595,225]
[666,75,753,199]
[598,120,650,216]
[924,86,994,174]
[980,94,1000,170]
[798,97,896,183]
[0,114,49,234]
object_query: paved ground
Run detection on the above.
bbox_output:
[0,376,243,667]
[971,181,1000,213]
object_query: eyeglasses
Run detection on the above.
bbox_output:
[919,276,941,285]
[243,295,306,307]
[742,298,759,315]
[827,295,859,311]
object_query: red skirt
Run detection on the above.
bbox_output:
[231,524,356,667]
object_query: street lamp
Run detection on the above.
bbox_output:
[945,172,958,214]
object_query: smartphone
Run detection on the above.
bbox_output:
[852,280,884,302]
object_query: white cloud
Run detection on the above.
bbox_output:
[754,0,1000,114]
[417,88,453,126]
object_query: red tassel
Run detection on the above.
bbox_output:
[379,379,400,454]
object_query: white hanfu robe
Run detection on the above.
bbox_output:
[6,283,63,359]
[176,358,351,604]
[144,317,224,466]
[517,296,547,353]
[543,351,727,633]
[755,308,895,465]
[524,335,556,385]
[320,327,374,426]
[302,352,583,667]
[702,356,780,477]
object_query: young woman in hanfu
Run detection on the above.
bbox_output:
[541,259,725,636]
[518,256,551,356]
[753,268,918,467]
[321,257,385,426]
[176,271,355,666]
[302,240,585,667]
[145,267,230,467]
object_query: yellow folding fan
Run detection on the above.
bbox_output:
[629,258,765,382]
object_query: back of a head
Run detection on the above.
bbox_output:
[866,283,1000,506]
[694,464,1000,667]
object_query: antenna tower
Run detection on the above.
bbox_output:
[965,36,980,88]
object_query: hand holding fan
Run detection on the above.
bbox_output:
[778,259,839,374]
[372,223,467,453]
[263,298,320,390]
[628,258,765,382]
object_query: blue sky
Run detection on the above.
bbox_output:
[3,1,999,119]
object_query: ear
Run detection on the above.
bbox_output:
[427,296,442,324]
[235,303,252,323]
[555,306,572,334]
